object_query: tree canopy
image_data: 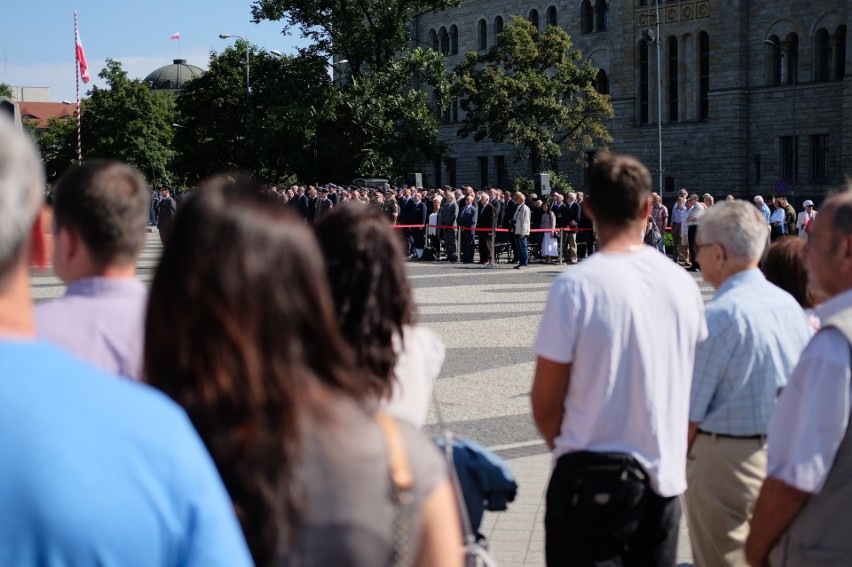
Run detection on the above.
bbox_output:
[38,60,176,184]
[173,44,333,184]
[250,0,458,179]
[452,16,613,174]
[0,83,12,98]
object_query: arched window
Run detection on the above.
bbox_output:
[639,41,649,124]
[581,1,593,34]
[766,34,783,86]
[814,29,830,82]
[428,29,438,51]
[593,69,610,95]
[699,32,709,120]
[439,27,449,55]
[449,25,459,55]
[595,0,609,32]
[478,19,487,51]
[836,25,847,80]
[668,36,679,122]
[494,16,504,46]
[785,33,799,85]
[547,6,557,27]
[529,10,539,33]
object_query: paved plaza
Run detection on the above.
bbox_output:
[33,231,714,567]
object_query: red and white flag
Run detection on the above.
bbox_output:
[170,32,181,40]
[74,12,90,84]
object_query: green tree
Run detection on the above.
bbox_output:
[174,45,334,184]
[0,83,12,98]
[251,0,459,179]
[453,16,613,175]
[84,60,176,186]
[38,115,78,181]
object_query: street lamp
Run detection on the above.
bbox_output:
[643,4,663,197]
[219,34,250,95]
[764,38,797,203]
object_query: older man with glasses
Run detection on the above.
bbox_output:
[685,201,811,566]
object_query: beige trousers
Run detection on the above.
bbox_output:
[684,433,767,567]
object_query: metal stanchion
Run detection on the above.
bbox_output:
[490,226,497,267]
[558,228,564,265]
[455,226,462,264]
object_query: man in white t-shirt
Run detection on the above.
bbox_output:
[531,152,707,566]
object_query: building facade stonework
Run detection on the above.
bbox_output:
[414,0,849,203]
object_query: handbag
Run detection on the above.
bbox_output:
[644,217,661,247]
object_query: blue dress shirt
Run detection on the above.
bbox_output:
[690,269,811,435]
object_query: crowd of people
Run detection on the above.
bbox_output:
[6,104,852,567]
[251,178,821,281]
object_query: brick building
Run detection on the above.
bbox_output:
[413,0,849,204]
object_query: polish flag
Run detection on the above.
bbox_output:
[75,13,90,84]
[170,32,181,40]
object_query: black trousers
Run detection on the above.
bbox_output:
[687,225,699,270]
[545,452,680,567]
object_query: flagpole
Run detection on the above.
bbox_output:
[74,11,82,165]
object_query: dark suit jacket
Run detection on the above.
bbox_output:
[458,204,477,228]
[567,201,580,227]
[502,199,517,229]
[479,200,497,229]
[552,201,569,229]
[157,196,177,228]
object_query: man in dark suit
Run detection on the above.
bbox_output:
[477,193,497,265]
[458,195,478,263]
[156,185,177,245]
[411,191,428,258]
[288,186,309,221]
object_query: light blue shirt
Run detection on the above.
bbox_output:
[0,340,253,566]
[759,203,771,223]
[690,269,811,435]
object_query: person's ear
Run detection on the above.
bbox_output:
[29,206,50,270]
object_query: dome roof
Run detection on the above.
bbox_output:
[144,59,204,90]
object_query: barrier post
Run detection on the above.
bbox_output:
[456,226,462,264]
[490,226,497,266]
[558,228,564,265]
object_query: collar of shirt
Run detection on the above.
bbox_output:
[65,277,148,298]
[816,288,852,321]
[712,268,765,301]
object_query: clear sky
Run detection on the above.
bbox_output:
[1,0,309,103]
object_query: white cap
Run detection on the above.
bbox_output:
[803,200,814,207]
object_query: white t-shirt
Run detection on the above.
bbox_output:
[381,325,445,428]
[533,247,707,497]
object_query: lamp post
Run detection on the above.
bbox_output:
[764,38,797,204]
[643,4,664,197]
[219,34,250,96]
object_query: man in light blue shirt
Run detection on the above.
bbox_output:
[684,201,811,567]
[0,117,252,565]
[754,195,772,224]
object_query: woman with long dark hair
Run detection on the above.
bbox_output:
[145,179,460,567]
[315,204,445,427]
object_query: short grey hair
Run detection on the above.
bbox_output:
[753,195,764,205]
[698,200,767,262]
[0,119,45,281]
